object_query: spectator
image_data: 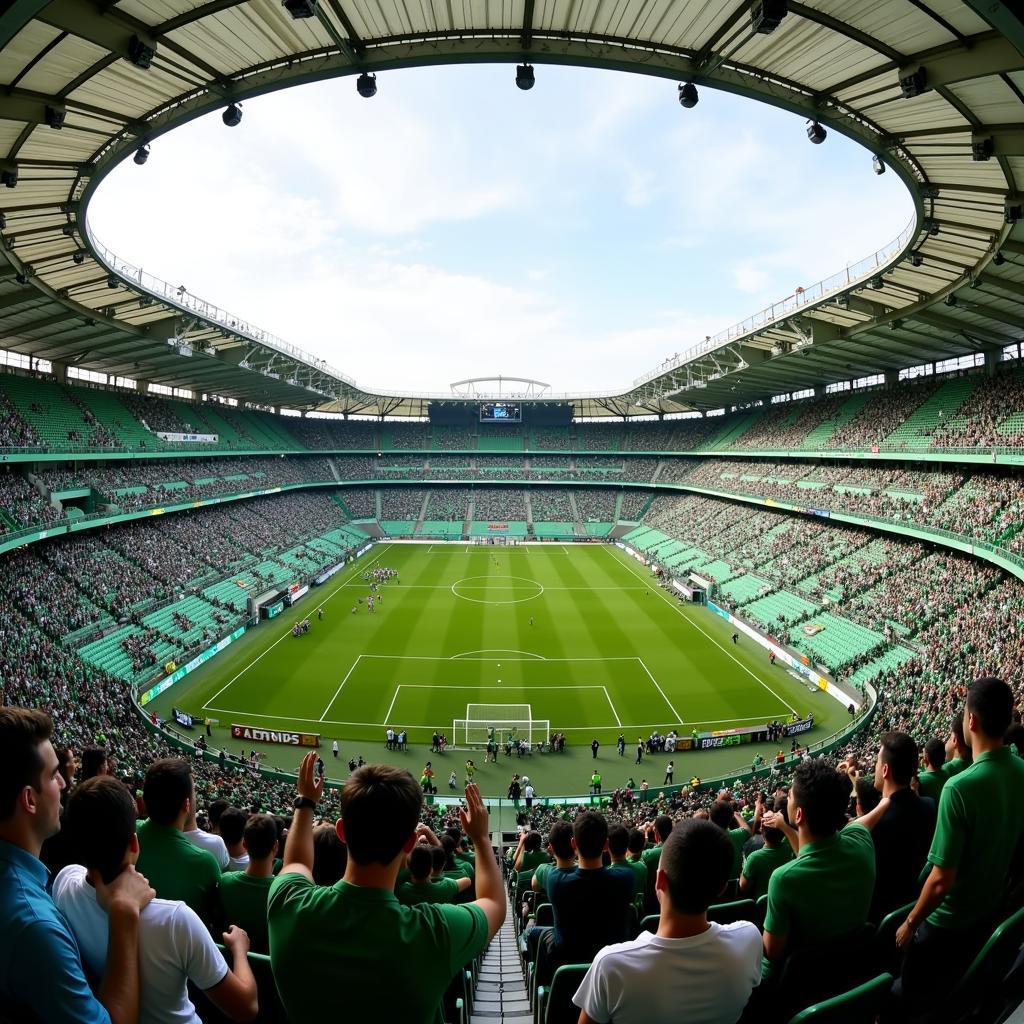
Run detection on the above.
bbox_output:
[268,754,504,1022]
[220,813,279,955]
[865,732,936,921]
[740,796,793,900]
[531,820,576,895]
[81,746,109,781]
[183,804,229,870]
[397,842,470,906]
[641,814,674,911]
[541,811,634,982]
[761,759,877,979]
[709,797,760,879]
[942,713,973,779]
[219,806,250,872]
[0,706,153,1024]
[624,828,649,899]
[917,737,947,804]
[892,678,1024,1018]
[512,829,547,872]
[607,824,641,901]
[573,819,762,1024]
[311,824,347,886]
[136,758,222,923]
[54,777,258,1023]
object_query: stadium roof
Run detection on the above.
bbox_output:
[0,1,1022,417]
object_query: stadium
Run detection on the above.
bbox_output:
[1,2,1024,1023]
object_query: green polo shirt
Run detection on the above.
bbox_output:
[135,819,221,922]
[728,827,749,879]
[927,746,1024,930]
[518,850,548,872]
[396,877,460,906]
[940,756,969,779]
[220,871,273,953]
[917,769,946,805]
[623,857,647,899]
[269,875,488,1024]
[640,843,663,869]
[741,842,793,901]
[763,824,874,972]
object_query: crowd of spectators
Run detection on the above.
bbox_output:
[473,488,528,521]
[424,488,471,521]
[287,417,377,449]
[932,369,1024,448]
[530,488,575,521]
[0,471,59,532]
[379,488,427,520]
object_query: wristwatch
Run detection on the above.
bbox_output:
[293,796,317,811]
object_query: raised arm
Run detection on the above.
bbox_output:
[280,751,326,881]
[461,784,506,940]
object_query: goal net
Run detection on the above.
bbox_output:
[453,704,550,748]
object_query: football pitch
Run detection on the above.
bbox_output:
[151,542,843,795]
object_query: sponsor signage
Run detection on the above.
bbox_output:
[315,561,346,585]
[156,431,219,443]
[231,724,320,747]
[139,626,246,704]
[286,584,309,605]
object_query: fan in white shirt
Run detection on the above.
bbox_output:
[54,777,258,1024]
[183,808,229,870]
[219,806,252,873]
[574,819,761,1024]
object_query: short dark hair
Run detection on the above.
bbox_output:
[762,796,788,845]
[0,707,53,821]
[879,731,918,786]
[208,798,229,829]
[440,834,457,870]
[312,825,346,886]
[548,820,574,860]
[142,759,193,826]
[607,824,629,858]
[968,677,1014,740]
[855,778,880,814]
[951,712,967,749]
[243,813,277,859]
[573,811,608,859]
[524,830,542,852]
[219,806,247,846]
[627,828,645,856]
[660,819,732,914]
[709,800,735,831]
[655,814,673,842]
[430,845,447,874]
[408,843,433,880]
[791,759,849,838]
[341,764,422,865]
[65,777,137,884]
[924,737,946,770]
[80,747,108,780]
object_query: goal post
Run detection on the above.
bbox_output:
[453,704,550,748]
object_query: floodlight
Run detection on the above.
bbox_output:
[127,34,156,70]
[15,272,27,285]
[0,213,5,230]
[356,72,377,98]
[751,0,787,33]
[678,82,698,108]
[72,252,85,264]
[133,145,150,165]
[972,136,994,162]
[107,275,119,289]
[516,64,535,90]
[45,105,66,130]
[993,251,1006,266]
[872,154,885,175]
[899,67,926,98]
[944,294,957,307]
[806,121,826,145]
[870,276,884,290]
[1,167,17,188]
[283,0,318,16]
[1006,202,1022,225]
[907,252,923,267]
[222,103,243,127]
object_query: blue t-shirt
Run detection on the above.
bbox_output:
[0,839,110,1023]
[546,866,634,964]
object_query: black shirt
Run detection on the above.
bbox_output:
[546,866,634,963]
[870,787,936,919]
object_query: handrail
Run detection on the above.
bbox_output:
[632,215,919,387]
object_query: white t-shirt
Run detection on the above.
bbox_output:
[228,852,250,872]
[183,827,230,869]
[52,865,228,1024]
[573,921,762,1024]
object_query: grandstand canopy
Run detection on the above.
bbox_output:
[0,1,1022,416]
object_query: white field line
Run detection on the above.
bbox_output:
[382,683,402,724]
[608,546,799,717]
[202,545,391,711]
[637,657,685,724]
[319,655,365,722]
[357,654,643,662]
[602,686,623,727]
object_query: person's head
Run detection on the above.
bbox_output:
[80,746,108,781]
[950,711,969,756]
[55,746,78,791]
[208,798,229,832]
[430,845,447,876]
[657,819,732,915]
[408,843,433,882]
[219,806,247,850]
[923,737,946,772]
[966,677,1015,744]
[607,823,629,859]
[242,813,278,862]
[0,707,63,845]
[572,811,608,861]
[855,778,881,816]
[339,764,422,866]
[142,759,194,827]
[547,820,575,862]
[762,796,788,846]
[523,830,542,853]
[788,758,850,839]
[312,825,347,886]
[440,834,457,869]
[1005,723,1024,758]
[65,777,138,884]
[655,814,673,842]
[708,800,735,831]
[627,828,646,857]
[874,731,918,791]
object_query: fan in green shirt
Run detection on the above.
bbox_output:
[640,815,674,912]
[269,754,505,1024]
[607,824,644,900]
[740,798,793,902]
[397,844,470,906]
[710,797,761,879]
[220,812,280,954]
[917,736,948,805]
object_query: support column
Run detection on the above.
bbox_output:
[51,360,67,383]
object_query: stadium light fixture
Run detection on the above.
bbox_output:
[872,154,885,175]
[993,251,1006,266]
[45,105,66,130]
[356,73,377,98]
[283,0,318,16]
[72,251,85,264]
[1,167,17,188]
[516,64,535,90]
[222,103,243,127]
[127,34,156,70]
[944,294,957,307]
[133,144,150,165]
[678,82,698,108]
[106,275,119,289]
[751,0,788,33]
[908,252,923,267]
[806,120,826,145]
[0,213,5,231]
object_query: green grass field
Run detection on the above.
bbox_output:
[151,543,845,795]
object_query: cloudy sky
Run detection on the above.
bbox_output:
[89,64,913,395]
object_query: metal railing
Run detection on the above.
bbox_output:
[633,215,919,388]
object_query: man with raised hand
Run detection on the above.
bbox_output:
[0,706,154,1024]
[268,753,505,1023]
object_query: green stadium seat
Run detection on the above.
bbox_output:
[708,899,758,926]
[786,972,893,1024]
[535,964,590,1024]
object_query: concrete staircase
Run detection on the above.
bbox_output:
[471,901,531,1023]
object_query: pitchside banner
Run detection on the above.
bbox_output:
[231,724,320,747]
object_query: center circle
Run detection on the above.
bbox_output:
[450,575,544,605]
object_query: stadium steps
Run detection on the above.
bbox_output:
[704,410,761,450]
[744,589,820,628]
[801,392,870,448]
[567,490,580,526]
[375,490,383,519]
[720,573,771,604]
[524,491,533,526]
[71,386,156,449]
[847,645,917,688]
[788,613,887,672]
[882,376,977,448]
[470,899,531,1023]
